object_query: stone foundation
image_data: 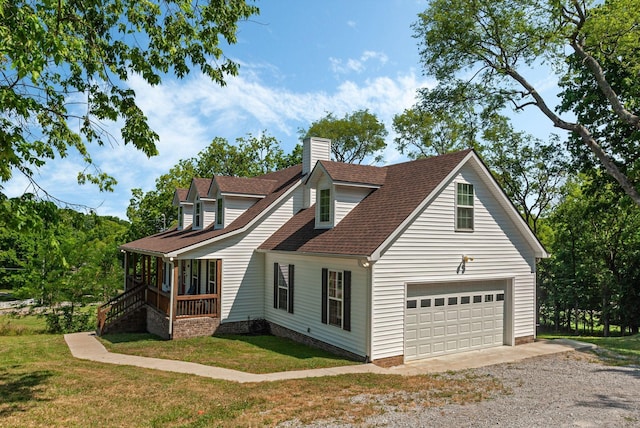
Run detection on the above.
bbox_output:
[371,355,404,368]
[268,322,366,362]
[172,316,220,339]
[146,306,170,339]
[515,335,535,345]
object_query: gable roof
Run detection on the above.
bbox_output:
[260,150,473,257]
[260,149,548,259]
[120,165,302,256]
[313,161,387,187]
[212,176,277,197]
[172,188,189,206]
[186,178,213,201]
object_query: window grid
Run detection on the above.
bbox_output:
[456,182,474,231]
[328,270,343,327]
[319,188,331,223]
[277,264,289,311]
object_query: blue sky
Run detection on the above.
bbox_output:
[5,0,556,219]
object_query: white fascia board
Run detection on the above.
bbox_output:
[257,248,372,261]
[304,161,330,185]
[333,181,381,189]
[220,192,266,199]
[119,247,166,259]
[166,180,302,258]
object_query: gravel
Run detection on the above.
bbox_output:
[305,351,640,427]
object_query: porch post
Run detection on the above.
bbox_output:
[132,253,137,283]
[216,259,222,317]
[155,257,162,308]
[169,261,179,337]
[123,251,129,291]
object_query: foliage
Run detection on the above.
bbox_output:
[539,175,640,336]
[126,133,301,240]
[414,0,640,206]
[0,0,258,194]
[302,109,388,164]
[0,196,128,331]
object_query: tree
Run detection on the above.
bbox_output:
[302,109,388,164]
[414,0,640,206]
[126,134,301,240]
[0,0,259,195]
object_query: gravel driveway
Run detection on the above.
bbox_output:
[313,351,640,427]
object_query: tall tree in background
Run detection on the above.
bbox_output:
[0,0,258,196]
[302,109,388,164]
[414,0,640,206]
[127,134,301,240]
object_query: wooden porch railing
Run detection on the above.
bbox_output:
[176,294,219,318]
[146,287,171,314]
[97,283,146,335]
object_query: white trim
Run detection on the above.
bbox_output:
[220,192,267,198]
[316,186,333,229]
[332,181,381,189]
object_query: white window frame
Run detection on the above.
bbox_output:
[327,269,343,328]
[317,187,332,227]
[276,264,289,311]
[216,196,224,228]
[455,182,474,231]
[194,201,202,229]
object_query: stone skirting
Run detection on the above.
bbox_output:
[267,322,366,362]
[146,306,170,339]
[371,355,404,368]
[515,335,535,345]
[172,316,220,339]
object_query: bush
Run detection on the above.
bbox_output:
[44,306,95,333]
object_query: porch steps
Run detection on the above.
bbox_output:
[97,284,146,336]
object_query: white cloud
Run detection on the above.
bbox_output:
[329,50,390,75]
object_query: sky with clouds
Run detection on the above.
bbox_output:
[4,0,556,220]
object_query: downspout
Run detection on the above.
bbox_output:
[366,260,374,363]
[168,259,174,337]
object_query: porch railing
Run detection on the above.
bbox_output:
[176,294,219,318]
[146,286,171,314]
[97,283,146,335]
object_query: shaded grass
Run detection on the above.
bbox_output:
[0,334,504,427]
[100,333,360,373]
[0,314,47,335]
[540,333,640,366]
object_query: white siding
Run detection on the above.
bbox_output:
[181,204,193,229]
[264,253,368,358]
[334,185,372,226]
[181,186,303,323]
[371,163,537,360]
[202,200,216,229]
[225,196,259,227]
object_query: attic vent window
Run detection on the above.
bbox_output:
[456,182,474,231]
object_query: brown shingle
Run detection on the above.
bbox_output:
[121,165,302,255]
[214,176,277,196]
[260,150,472,256]
[319,161,387,186]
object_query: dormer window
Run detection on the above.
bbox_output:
[456,182,474,231]
[194,202,202,228]
[178,206,184,229]
[319,188,331,223]
[216,197,224,228]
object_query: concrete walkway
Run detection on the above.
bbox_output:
[64,332,594,383]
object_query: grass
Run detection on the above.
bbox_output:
[0,313,47,335]
[100,333,360,373]
[540,332,640,366]
[0,320,505,427]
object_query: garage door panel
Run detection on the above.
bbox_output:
[405,282,506,361]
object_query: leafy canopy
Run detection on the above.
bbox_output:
[0,0,258,193]
[302,109,388,164]
[414,0,640,206]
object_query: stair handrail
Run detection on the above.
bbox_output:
[97,283,146,335]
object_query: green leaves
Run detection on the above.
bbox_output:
[302,109,388,164]
[1,0,259,195]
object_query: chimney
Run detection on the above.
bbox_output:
[302,137,331,209]
[302,137,331,176]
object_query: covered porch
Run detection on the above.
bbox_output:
[98,251,221,337]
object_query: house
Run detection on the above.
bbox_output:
[100,137,547,366]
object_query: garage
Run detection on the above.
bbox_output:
[404,280,507,361]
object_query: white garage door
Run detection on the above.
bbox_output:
[405,282,505,361]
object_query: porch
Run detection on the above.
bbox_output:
[97,252,221,337]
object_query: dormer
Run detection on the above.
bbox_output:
[306,161,386,229]
[173,188,192,230]
[209,176,277,229]
[186,178,215,230]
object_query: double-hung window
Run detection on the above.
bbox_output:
[456,182,474,231]
[178,206,184,229]
[194,202,202,228]
[319,188,331,223]
[273,263,294,313]
[321,268,351,331]
[216,197,224,227]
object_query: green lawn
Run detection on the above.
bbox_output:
[100,333,360,373]
[0,319,503,427]
[540,332,640,366]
